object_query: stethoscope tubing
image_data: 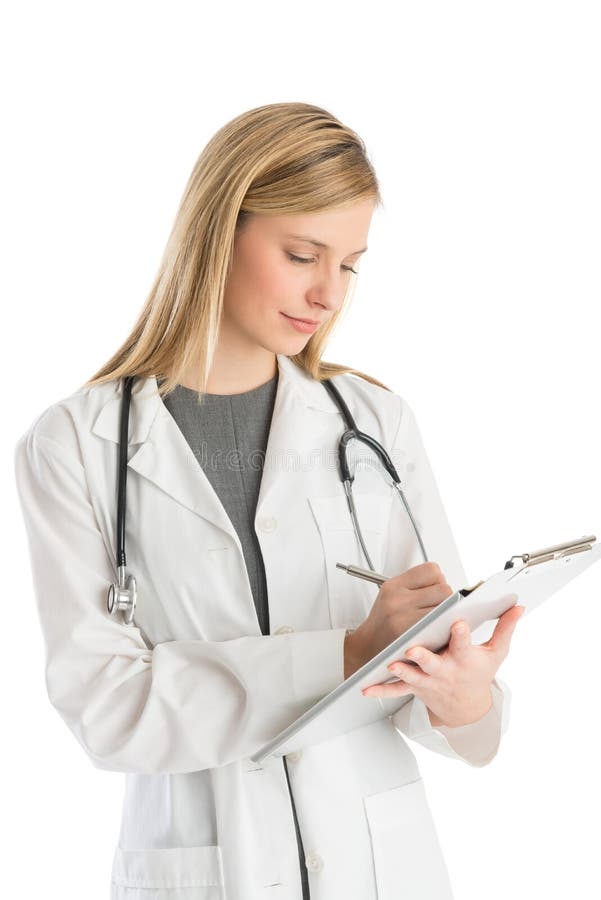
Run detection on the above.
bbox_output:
[321,378,428,566]
[117,375,135,569]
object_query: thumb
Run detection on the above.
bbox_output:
[484,604,525,659]
[449,619,472,655]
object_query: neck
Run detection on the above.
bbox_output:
[179,345,279,395]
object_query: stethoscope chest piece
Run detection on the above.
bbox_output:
[107,565,137,625]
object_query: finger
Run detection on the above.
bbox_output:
[484,605,525,658]
[387,561,446,591]
[403,646,444,676]
[449,619,472,655]
[362,679,414,697]
[385,660,429,687]
[414,581,455,609]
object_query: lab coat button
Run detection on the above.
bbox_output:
[274,625,294,635]
[257,515,277,533]
[305,852,324,872]
[286,750,302,762]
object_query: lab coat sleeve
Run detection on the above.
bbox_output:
[14,428,347,775]
[390,676,511,767]
[381,395,512,767]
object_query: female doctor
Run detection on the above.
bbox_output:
[14,101,523,900]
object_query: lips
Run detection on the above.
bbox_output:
[283,314,321,325]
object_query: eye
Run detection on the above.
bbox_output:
[286,253,358,275]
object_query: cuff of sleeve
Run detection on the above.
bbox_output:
[290,627,347,705]
[391,676,511,767]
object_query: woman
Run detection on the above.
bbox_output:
[14,102,523,900]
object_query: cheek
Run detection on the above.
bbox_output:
[258,254,293,295]
[224,245,298,322]
[244,256,295,313]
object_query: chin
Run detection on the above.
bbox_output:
[280,335,313,354]
[259,331,313,356]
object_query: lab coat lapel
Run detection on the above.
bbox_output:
[91,373,238,540]
[253,354,341,520]
[90,354,341,544]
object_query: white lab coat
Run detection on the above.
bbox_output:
[14,353,510,900]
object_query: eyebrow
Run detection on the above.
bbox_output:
[284,233,368,255]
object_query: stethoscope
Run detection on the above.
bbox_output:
[107,374,429,625]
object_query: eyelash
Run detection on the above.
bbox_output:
[287,253,358,275]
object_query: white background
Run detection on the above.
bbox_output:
[3,1,600,897]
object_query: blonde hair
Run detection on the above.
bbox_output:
[83,101,391,401]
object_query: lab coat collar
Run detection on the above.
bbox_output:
[91,354,338,445]
[90,354,343,541]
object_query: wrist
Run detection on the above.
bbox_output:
[343,628,362,680]
[427,688,494,729]
[427,708,446,727]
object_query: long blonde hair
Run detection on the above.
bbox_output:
[83,101,391,400]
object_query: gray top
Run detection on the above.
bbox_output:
[160,371,279,636]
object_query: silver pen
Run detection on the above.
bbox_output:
[336,562,390,586]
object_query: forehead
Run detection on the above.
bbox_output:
[249,200,375,247]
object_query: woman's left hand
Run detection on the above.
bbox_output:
[361,604,525,727]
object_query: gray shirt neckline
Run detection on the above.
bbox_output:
[158,372,279,402]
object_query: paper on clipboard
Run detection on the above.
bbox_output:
[250,535,601,764]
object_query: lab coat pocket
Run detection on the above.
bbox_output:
[308,490,393,630]
[110,845,226,899]
[363,778,453,900]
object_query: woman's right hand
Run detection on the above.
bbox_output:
[343,562,454,679]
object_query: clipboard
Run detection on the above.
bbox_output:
[251,535,601,764]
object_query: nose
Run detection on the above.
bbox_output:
[306,269,350,316]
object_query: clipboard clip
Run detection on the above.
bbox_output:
[503,535,597,570]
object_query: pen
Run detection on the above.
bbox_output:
[336,562,390,587]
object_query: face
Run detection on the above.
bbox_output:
[220,197,375,356]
